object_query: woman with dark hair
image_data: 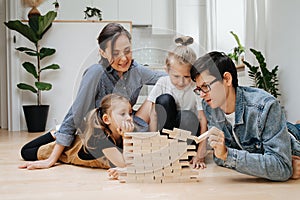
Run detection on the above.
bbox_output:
[19,23,165,170]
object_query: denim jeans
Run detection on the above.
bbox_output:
[286,122,300,156]
[286,122,300,140]
[155,94,200,141]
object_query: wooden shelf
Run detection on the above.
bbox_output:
[236,64,245,72]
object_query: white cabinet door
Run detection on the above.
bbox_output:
[152,0,175,34]
[118,0,152,25]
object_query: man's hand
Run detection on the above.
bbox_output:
[207,127,228,161]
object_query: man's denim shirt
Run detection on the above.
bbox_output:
[203,86,293,181]
[55,60,166,147]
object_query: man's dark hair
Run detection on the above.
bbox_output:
[191,51,238,90]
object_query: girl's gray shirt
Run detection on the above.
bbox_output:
[55,60,166,147]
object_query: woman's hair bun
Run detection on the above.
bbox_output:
[175,36,194,46]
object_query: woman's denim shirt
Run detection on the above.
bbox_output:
[203,86,293,181]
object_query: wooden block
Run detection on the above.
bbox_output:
[179,160,190,167]
[125,132,158,137]
[194,129,212,143]
[179,151,197,159]
[187,145,196,150]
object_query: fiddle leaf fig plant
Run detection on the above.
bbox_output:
[243,48,280,98]
[4,11,60,105]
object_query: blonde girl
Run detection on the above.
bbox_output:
[147,36,208,169]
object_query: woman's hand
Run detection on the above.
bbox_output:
[19,143,64,170]
[207,127,228,161]
[107,168,119,179]
[18,158,57,170]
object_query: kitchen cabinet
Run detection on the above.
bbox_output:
[152,0,175,34]
[118,0,152,25]
[175,0,206,55]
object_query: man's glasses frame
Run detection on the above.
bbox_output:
[193,78,219,95]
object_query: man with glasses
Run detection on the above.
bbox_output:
[190,51,300,181]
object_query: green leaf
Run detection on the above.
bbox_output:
[16,47,36,52]
[4,21,38,43]
[28,15,39,34]
[30,11,57,39]
[17,83,37,93]
[230,31,244,50]
[40,48,56,60]
[35,82,52,91]
[41,64,60,71]
[16,47,38,56]
[245,49,280,98]
[22,62,38,79]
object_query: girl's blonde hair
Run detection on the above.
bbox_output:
[82,93,130,150]
[166,36,196,69]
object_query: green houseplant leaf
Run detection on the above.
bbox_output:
[41,64,60,71]
[29,11,57,39]
[22,62,38,78]
[35,82,52,91]
[40,48,56,60]
[4,20,38,43]
[17,83,37,93]
[243,48,280,98]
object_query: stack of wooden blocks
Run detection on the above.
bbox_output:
[118,128,200,183]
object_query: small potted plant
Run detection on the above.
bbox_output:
[243,48,280,98]
[84,7,102,21]
[228,31,245,66]
[4,11,60,132]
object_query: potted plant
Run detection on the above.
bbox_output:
[228,31,245,66]
[4,11,60,132]
[84,7,102,21]
[243,48,280,98]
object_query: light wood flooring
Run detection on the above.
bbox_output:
[0,129,299,200]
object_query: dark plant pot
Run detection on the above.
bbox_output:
[23,105,49,132]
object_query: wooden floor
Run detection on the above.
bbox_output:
[0,129,299,200]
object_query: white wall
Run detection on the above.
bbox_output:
[176,0,207,56]
[266,0,300,122]
[0,0,7,128]
[215,0,245,54]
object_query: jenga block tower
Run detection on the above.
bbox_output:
[118,128,201,183]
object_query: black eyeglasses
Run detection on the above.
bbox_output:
[193,78,219,95]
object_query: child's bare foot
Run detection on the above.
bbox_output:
[292,155,300,179]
